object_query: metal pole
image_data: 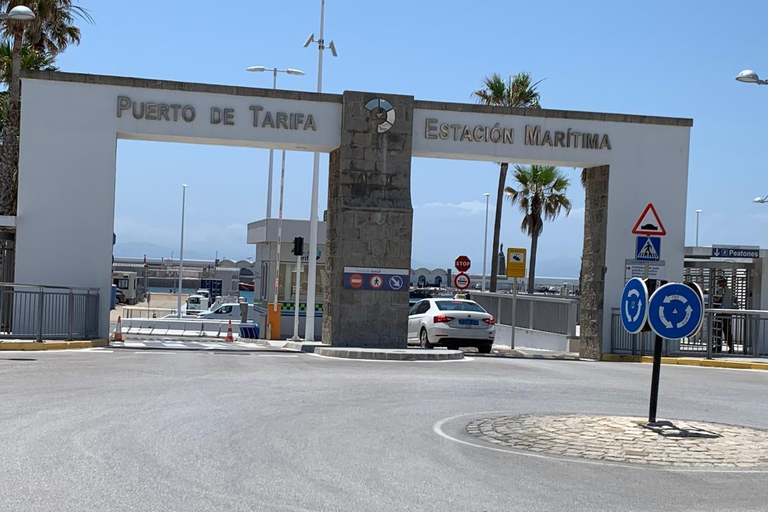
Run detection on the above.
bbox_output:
[274,151,286,312]
[648,334,664,423]
[265,70,279,219]
[292,254,302,340]
[695,210,701,247]
[177,185,187,319]
[36,287,44,342]
[482,193,490,292]
[511,277,518,348]
[68,289,74,341]
[305,0,326,342]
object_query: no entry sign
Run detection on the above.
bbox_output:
[454,272,470,290]
[455,255,471,272]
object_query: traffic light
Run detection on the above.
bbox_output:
[292,237,304,256]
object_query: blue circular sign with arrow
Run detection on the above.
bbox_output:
[620,278,649,334]
[648,283,704,339]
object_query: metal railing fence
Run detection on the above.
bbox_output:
[610,308,768,357]
[0,283,100,341]
[472,291,579,336]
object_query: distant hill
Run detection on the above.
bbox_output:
[113,241,251,262]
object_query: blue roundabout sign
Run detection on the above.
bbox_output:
[648,283,704,339]
[620,278,649,334]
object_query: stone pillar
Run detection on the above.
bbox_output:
[323,92,414,348]
[579,165,609,360]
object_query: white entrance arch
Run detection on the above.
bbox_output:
[15,72,692,356]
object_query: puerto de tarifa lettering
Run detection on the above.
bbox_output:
[424,118,611,150]
[116,96,317,131]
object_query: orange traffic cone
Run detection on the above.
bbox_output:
[225,320,234,342]
[112,316,124,342]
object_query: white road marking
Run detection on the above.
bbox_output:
[432,411,768,474]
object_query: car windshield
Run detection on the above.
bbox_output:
[435,300,485,312]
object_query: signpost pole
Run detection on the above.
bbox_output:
[648,334,664,423]
[292,254,301,340]
[511,277,518,348]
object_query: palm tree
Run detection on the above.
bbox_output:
[0,1,92,216]
[0,40,57,212]
[0,39,57,86]
[506,165,572,294]
[473,72,542,291]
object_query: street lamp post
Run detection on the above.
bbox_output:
[482,193,490,292]
[246,66,305,219]
[735,70,768,85]
[303,0,338,341]
[0,6,36,21]
[176,184,188,319]
[695,209,702,247]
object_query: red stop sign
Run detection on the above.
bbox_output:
[455,255,471,272]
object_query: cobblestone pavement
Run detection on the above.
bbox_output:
[466,414,768,468]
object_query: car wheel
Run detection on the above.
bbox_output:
[419,328,433,349]
[478,344,493,354]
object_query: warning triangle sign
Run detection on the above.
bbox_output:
[632,203,666,236]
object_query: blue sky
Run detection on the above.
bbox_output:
[49,0,768,276]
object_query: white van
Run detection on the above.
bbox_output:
[196,302,255,321]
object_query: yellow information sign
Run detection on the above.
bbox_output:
[506,247,527,278]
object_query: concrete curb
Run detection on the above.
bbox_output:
[314,347,464,361]
[0,339,109,351]
[601,354,768,371]
[283,341,325,353]
[492,346,580,361]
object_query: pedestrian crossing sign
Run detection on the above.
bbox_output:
[636,236,661,261]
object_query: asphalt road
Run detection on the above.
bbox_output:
[1,346,767,511]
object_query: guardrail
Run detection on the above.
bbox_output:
[472,291,579,336]
[0,283,100,341]
[121,318,248,338]
[610,308,768,357]
[122,306,178,319]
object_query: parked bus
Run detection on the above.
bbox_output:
[112,271,138,305]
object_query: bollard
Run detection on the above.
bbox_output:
[225,320,234,342]
[112,316,124,341]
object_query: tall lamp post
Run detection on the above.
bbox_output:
[303,0,338,341]
[0,6,35,21]
[246,66,305,219]
[176,184,188,319]
[481,192,490,292]
[735,70,768,85]
[695,209,702,247]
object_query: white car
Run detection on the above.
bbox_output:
[407,298,495,353]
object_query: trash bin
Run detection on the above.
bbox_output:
[239,322,260,339]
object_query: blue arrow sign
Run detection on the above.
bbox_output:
[648,283,704,339]
[620,278,649,334]
[711,246,759,259]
